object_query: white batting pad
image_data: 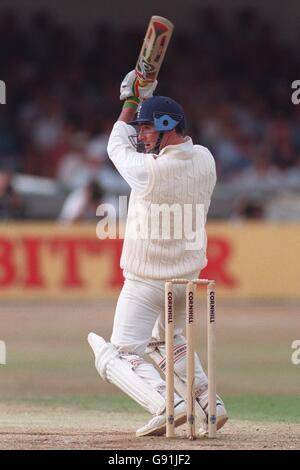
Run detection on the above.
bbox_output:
[88,332,118,379]
[87,332,165,415]
[147,339,207,421]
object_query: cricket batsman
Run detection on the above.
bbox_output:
[88,70,228,436]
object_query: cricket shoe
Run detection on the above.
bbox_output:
[197,392,228,436]
[136,400,186,437]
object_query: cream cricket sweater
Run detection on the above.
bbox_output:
[107,121,216,280]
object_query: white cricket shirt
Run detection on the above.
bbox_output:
[107,121,216,279]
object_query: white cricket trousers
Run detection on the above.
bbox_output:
[110,271,208,399]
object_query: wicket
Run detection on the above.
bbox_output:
[165,278,217,440]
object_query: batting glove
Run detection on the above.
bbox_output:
[120,70,158,101]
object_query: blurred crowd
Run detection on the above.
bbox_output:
[1,6,300,221]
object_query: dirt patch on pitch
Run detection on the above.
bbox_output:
[0,403,299,450]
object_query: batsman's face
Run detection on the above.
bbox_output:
[138,124,159,152]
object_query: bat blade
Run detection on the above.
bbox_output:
[135,16,174,83]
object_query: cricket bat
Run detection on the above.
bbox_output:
[135,16,174,83]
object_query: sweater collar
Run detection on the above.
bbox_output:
[157,136,194,160]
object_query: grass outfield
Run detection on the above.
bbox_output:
[1,299,299,446]
[0,394,299,424]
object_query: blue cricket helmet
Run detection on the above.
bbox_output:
[129,96,186,133]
